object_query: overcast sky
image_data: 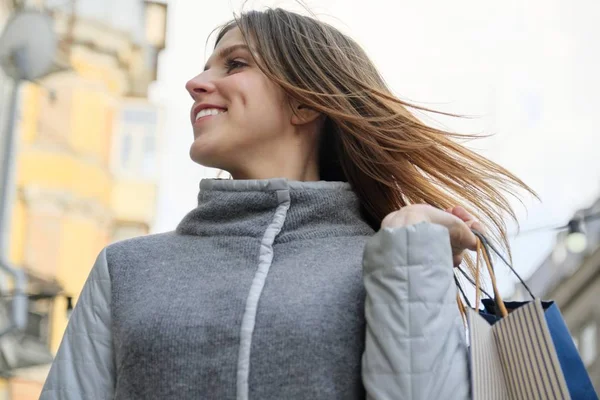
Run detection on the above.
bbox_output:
[150,0,600,295]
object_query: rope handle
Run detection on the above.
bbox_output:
[471,230,535,300]
[463,236,508,318]
[456,230,535,320]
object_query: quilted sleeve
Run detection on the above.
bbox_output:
[361,222,470,400]
[40,248,115,400]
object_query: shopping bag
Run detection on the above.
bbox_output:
[457,231,598,400]
[478,298,598,400]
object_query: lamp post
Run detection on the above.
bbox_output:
[0,70,21,258]
[0,51,28,338]
[0,9,59,338]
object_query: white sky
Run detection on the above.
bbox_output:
[150,0,600,295]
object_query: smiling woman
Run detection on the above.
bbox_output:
[40,7,534,400]
[185,27,324,181]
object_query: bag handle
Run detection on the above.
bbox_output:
[478,235,508,317]
[456,229,536,320]
[456,266,493,301]
[455,232,504,319]
[471,229,535,300]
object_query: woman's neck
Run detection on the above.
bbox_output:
[227,150,321,181]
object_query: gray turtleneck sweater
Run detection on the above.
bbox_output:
[40,179,469,400]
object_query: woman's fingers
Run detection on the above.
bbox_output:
[453,253,464,267]
[453,221,478,252]
[452,206,485,230]
[385,204,486,267]
[468,220,485,234]
[448,206,485,244]
[445,205,490,266]
[450,206,474,223]
[433,211,476,264]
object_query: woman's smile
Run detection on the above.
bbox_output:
[193,109,227,127]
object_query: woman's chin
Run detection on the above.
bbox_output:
[189,142,225,170]
[190,142,212,165]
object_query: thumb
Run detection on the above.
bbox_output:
[433,211,478,253]
[454,220,478,252]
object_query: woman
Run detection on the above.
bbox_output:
[41,8,532,400]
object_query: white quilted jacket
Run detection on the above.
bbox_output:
[362,223,470,400]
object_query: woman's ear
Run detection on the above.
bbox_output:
[290,100,322,126]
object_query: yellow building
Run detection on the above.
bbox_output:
[0,1,167,398]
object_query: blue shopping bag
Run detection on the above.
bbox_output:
[480,298,598,400]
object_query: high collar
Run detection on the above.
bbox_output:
[176,178,374,242]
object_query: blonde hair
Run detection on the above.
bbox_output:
[216,8,536,261]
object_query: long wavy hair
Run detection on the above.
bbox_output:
[214,8,536,264]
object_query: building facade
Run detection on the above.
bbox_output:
[514,194,600,393]
[0,0,166,398]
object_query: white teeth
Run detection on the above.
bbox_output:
[196,108,226,120]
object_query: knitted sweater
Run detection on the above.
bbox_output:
[40,179,469,400]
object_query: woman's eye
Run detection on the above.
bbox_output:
[225,59,247,73]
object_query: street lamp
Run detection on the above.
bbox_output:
[0,9,58,338]
[566,218,587,254]
[0,10,58,254]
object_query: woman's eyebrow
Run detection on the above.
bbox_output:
[204,44,251,71]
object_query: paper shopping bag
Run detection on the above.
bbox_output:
[477,298,598,400]
[469,300,572,400]
[458,231,598,400]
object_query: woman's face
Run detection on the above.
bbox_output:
[185,28,295,174]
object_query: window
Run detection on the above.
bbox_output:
[580,322,597,367]
[121,132,133,169]
[123,108,157,125]
[114,103,160,179]
[141,129,157,176]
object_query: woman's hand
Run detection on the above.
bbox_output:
[381,204,484,267]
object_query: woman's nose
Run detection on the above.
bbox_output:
[185,74,216,99]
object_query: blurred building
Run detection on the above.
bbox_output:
[0,0,167,398]
[514,194,600,393]
[0,0,14,191]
